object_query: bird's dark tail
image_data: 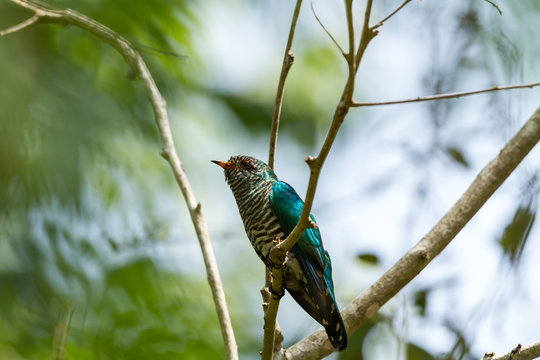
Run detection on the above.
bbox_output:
[287,244,348,351]
[324,305,347,351]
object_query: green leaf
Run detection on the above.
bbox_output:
[497,199,536,265]
[445,146,469,168]
[414,289,429,317]
[356,253,380,266]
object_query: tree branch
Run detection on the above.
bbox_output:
[262,261,285,360]
[482,342,540,360]
[345,0,355,73]
[354,0,376,71]
[266,2,376,356]
[0,13,40,36]
[1,1,238,359]
[280,107,540,359]
[262,1,303,359]
[267,0,303,171]
[311,3,346,57]
[274,0,376,262]
[351,82,540,107]
[482,0,503,16]
[372,0,412,30]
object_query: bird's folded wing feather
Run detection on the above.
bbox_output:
[269,181,327,278]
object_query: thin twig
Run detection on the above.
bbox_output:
[354,0,376,72]
[2,1,238,359]
[131,40,187,59]
[280,107,540,359]
[372,0,412,29]
[482,0,503,16]
[311,2,346,57]
[0,14,40,36]
[263,0,303,358]
[345,0,355,74]
[267,0,303,171]
[482,342,540,360]
[351,82,540,107]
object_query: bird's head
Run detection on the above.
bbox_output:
[212,155,277,192]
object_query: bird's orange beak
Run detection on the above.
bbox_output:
[211,160,234,170]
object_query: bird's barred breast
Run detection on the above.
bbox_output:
[234,182,284,265]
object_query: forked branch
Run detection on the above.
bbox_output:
[372,0,412,29]
[275,0,376,265]
[265,1,376,357]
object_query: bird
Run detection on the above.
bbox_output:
[212,155,347,351]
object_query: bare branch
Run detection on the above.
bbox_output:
[482,342,540,360]
[0,14,40,36]
[351,82,540,107]
[280,107,540,359]
[268,0,303,171]
[372,0,412,30]
[2,1,238,359]
[310,2,346,57]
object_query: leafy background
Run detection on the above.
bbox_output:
[0,0,539,359]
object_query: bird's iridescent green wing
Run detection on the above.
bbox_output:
[269,181,335,298]
[270,181,346,350]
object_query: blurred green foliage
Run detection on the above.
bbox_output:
[0,255,227,359]
[0,1,252,359]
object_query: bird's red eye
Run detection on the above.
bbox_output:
[241,160,252,169]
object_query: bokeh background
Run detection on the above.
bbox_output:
[1,0,539,359]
